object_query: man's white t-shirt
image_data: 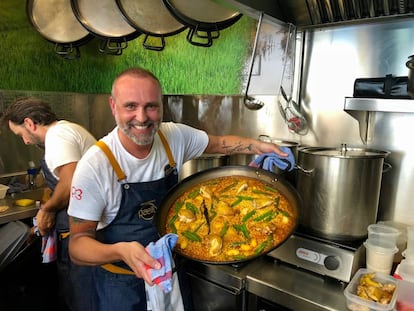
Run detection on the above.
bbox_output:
[45,120,97,179]
[68,122,209,230]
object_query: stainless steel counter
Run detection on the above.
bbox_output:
[0,188,46,225]
[246,257,348,310]
[185,256,348,311]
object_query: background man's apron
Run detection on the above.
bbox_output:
[40,158,94,311]
[93,132,192,311]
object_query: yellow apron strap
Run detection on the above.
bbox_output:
[158,130,176,169]
[101,263,135,275]
[95,140,127,181]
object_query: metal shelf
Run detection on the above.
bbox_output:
[344,97,414,144]
[344,97,414,113]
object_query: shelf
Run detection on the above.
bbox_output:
[344,97,414,144]
[344,97,414,113]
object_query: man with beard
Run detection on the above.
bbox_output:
[0,97,97,310]
[67,67,289,311]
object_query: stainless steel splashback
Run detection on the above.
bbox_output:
[298,18,414,226]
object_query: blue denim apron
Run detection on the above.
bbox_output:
[92,131,192,311]
[40,159,94,311]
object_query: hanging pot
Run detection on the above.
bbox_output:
[296,144,391,241]
[162,0,242,47]
[26,0,92,59]
[70,0,141,55]
[115,0,186,51]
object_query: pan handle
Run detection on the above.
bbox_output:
[142,34,165,51]
[54,43,80,60]
[186,25,217,47]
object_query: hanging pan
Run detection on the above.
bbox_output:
[162,0,242,47]
[70,0,141,55]
[26,0,92,59]
[115,0,187,51]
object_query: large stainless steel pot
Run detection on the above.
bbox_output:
[180,154,228,179]
[296,145,390,241]
[156,166,301,264]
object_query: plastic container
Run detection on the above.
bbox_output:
[396,279,414,311]
[368,223,401,249]
[397,259,414,283]
[344,268,398,311]
[364,240,398,275]
[0,184,9,199]
[378,221,408,263]
[402,226,414,260]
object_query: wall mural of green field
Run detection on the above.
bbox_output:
[0,0,256,95]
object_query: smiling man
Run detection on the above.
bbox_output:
[67,67,288,311]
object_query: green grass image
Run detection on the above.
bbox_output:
[0,1,255,95]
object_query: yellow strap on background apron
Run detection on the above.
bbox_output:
[101,263,135,275]
[95,140,127,181]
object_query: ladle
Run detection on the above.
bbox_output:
[243,12,264,110]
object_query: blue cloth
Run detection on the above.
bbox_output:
[145,233,178,294]
[249,147,295,172]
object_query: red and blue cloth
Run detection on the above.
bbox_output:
[145,233,178,294]
[33,218,57,263]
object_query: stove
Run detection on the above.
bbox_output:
[268,229,366,282]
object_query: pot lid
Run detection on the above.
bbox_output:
[299,145,390,159]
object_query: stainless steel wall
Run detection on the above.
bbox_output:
[298,18,414,226]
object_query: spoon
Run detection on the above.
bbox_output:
[244,12,264,110]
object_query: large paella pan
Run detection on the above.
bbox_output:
[156,166,301,264]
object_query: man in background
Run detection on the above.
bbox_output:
[1,97,97,310]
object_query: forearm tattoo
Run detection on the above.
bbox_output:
[221,139,254,154]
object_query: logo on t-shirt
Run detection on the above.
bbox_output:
[71,186,83,200]
[138,200,157,221]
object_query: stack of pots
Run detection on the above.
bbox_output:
[296,144,391,241]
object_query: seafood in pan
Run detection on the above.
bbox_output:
[165,175,297,262]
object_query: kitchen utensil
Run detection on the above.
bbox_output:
[296,144,390,241]
[26,0,92,59]
[156,165,301,264]
[243,12,264,110]
[162,0,242,47]
[70,0,141,55]
[116,0,186,51]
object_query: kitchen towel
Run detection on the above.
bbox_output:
[32,218,57,263]
[145,233,178,293]
[249,147,295,172]
[145,233,184,311]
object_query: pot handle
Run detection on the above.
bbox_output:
[295,164,314,176]
[382,162,392,173]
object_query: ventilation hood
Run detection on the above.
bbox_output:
[219,0,414,28]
